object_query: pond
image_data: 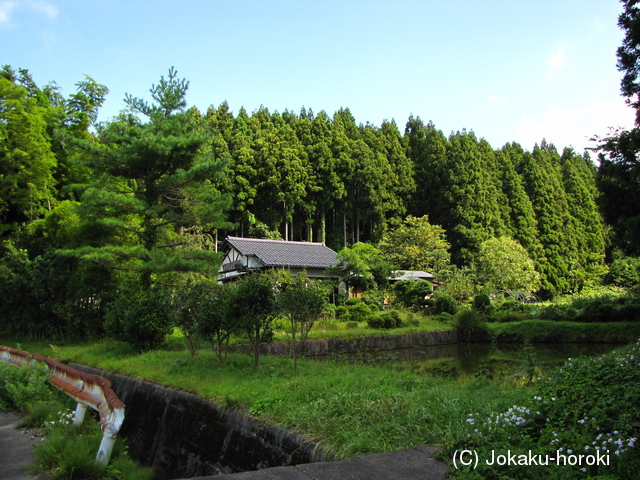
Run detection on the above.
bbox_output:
[313,342,624,381]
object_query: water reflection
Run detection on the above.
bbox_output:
[312,342,623,380]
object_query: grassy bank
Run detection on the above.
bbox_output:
[489,320,640,344]
[4,338,531,460]
[3,317,639,478]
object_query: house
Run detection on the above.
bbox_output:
[218,236,339,283]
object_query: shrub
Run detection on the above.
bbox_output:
[346,321,359,329]
[345,296,363,306]
[334,305,349,320]
[392,280,433,308]
[433,293,457,315]
[606,255,640,287]
[348,302,372,323]
[367,315,385,329]
[434,312,453,324]
[367,311,403,329]
[0,363,60,411]
[453,308,490,342]
[104,286,174,352]
[473,294,491,311]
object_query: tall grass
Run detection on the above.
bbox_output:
[7,338,533,459]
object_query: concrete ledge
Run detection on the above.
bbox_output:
[183,445,450,480]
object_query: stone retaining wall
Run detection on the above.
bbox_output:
[73,367,325,480]
[234,328,461,356]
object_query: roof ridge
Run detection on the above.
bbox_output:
[226,236,327,246]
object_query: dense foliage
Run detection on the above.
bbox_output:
[3,1,640,341]
[0,362,152,479]
[448,340,640,479]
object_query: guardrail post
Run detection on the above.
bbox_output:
[74,403,87,427]
[0,345,125,467]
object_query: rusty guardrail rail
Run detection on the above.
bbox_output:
[0,345,125,465]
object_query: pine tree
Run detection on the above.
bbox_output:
[68,68,230,288]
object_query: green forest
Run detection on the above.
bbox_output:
[2,0,640,343]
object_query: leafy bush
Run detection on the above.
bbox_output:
[0,363,60,411]
[367,315,384,329]
[433,293,457,315]
[348,302,372,323]
[367,310,403,329]
[434,312,453,324]
[104,286,174,352]
[538,296,640,323]
[606,255,640,287]
[473,294,491,311]
[453,308,490,342]
[345,296,363,306]
[392,280,433,308]
[334,305,349,320]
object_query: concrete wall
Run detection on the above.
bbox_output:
[236,329,461,357]
[73,366,325,480]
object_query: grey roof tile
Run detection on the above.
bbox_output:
[223,237,338,269]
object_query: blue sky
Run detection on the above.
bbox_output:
[1,0,635,155]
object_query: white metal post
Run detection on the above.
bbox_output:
[74,403,87,427]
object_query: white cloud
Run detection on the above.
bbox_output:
[0,0,57,26]
[516,97,636,153]
[487,94,507,104]
[546,46,566,79]
[0,1,16,24]
[29,0,57,19]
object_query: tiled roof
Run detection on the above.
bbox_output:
[390,270,435,281]
[223,236,338,269]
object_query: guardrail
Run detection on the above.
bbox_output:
[0,345,125,465]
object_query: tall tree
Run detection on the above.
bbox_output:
[475,236,540,292]
[68,68,230,287]
[496,143,547,274]
[405,116,449,221]
[560,148,607,283]
[378,215,451,273]
[520,142,579,295]
[442,131,506,265]
[0,67,57,233]
[595,0,640,255]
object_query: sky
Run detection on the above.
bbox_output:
[1,0,636,155]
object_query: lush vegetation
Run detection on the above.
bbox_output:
[0,362,152,480]
[447,339,640,479]
[1,24,637,346]
[2,2,640,478]
[3,337,637,479]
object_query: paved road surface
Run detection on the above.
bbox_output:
[0,412,43,480]
[182,445,450,480]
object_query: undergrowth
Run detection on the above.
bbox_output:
[0,362,152,480]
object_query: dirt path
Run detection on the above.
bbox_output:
[0,411,44,480]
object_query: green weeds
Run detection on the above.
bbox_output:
[0,362,152,480]
[446,340,640,479]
